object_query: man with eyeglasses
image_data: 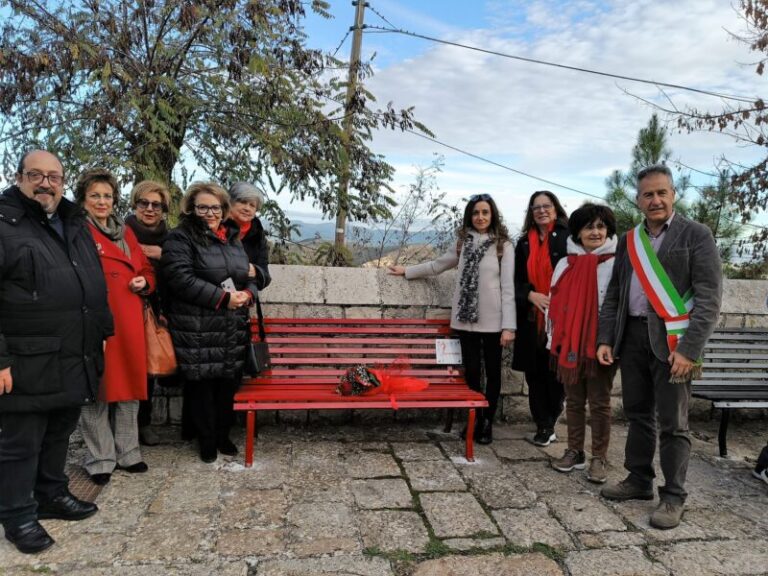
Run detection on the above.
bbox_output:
[0,150,113,553]
[596,164,722,529]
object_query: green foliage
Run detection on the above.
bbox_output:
[0,0,425,249]
[423,537,451,559]
[310,240,354,267]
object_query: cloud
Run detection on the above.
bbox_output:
[362,0,764,230]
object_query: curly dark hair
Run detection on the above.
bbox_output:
[568,203,617,244]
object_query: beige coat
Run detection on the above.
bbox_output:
[405,231,516,333]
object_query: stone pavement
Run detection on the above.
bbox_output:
[1,418,768,576]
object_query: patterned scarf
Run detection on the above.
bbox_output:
[87,213,130,257]
[526,223,554,337]
[456,234,494,323]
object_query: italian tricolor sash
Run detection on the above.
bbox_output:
[627,225,694,352]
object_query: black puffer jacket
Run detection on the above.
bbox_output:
[237,216,271,291]
[160,215,258,381]
[0,187,113,412]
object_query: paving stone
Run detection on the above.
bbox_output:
[544,492,627,533]
[439,440,502,467]
[420,492,497,538]
[492,438,550,460]
[392,442,446,461]
[0,529,126,568]
[216,528,287,556]
[577,530,647,548]
[62,562,248,576]
[359,510,430,553]
[493,503,574,550]
[460,466,537,508]
[411,553,563,576]
[219,488,287,529]
[287,478,356,505]
[286,501,360,556]
[352,478,414,509]
[403,460,466,491]
[650,539,768,576]
[345,451,401,478]
[256,555,394,576]
[122,511,212,561]
[612,500,708,541]
[147,473,222,515]
[566,547,670,576]
[513,460,584,493]
[444,536,506,551]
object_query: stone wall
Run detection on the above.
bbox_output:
[151,266,768,426]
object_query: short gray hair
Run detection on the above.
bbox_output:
[636,163,673,189]
[228,182,265,209]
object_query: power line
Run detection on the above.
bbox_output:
[363,24,758,104]
[404,128,606,201]
[367,2,398,30]
[331,29,352,58]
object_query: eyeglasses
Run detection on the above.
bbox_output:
[194,204,222,215]
[23,171,64,186]
[531,203,554,212]
[86,193,114,202]
[470,194,492,202]
[136,199,165,211]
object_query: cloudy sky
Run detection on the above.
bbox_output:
[297,0,765,233]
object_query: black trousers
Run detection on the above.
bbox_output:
[184,378,237,446]
[526,342,564,430]
[0,407,81,529]
[456,330,502,420]
[137,377,155,428]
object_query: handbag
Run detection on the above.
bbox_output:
[244,293,271,376]
[144,302,177,377]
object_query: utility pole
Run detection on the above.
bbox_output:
[334,0,366,255]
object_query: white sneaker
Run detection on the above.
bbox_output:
[752,468,768,485]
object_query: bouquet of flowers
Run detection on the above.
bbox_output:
[336,358,429,408]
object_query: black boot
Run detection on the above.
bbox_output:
[477,418,493,445]
[4,521,54,554]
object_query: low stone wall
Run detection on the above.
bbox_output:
[150,266,768,426]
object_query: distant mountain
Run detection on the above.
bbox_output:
[265,220,445,246]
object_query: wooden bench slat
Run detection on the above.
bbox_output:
[261,318,450,326]
[267,337,453,346]
[271,357,443,366]
[270,346,450,355]
[702,353,768,360]
[264,326,453,335]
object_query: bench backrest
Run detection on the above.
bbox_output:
[248,317,466,387]
[693,328,768,397]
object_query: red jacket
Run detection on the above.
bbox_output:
[89,223,155,402]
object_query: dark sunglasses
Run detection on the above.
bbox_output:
[470,193,492,202]
[136,199,166,211]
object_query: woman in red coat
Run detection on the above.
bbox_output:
[75,169,156,485]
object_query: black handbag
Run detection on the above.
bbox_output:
[244,294,271,376]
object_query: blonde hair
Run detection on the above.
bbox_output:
[130,180,171,212]
[180,182,230,220]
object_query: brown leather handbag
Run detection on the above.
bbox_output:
[144,302,177,377]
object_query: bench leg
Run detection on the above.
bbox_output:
[718,408,730,458]
[245,410,256,468]
[465,408,476,462]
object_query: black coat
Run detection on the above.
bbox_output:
[0,187,113,412]
[229,217,271,291]
[511,220,568,372]
[160,215,259,381]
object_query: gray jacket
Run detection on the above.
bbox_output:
[597,214,722,362]
[405,231,516,333]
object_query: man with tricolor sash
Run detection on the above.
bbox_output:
[596,164,722,529]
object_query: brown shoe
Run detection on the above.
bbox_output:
[600,477,654,501]
[587,457,608,484]
[551,449,586,472]
[650,500,684,529]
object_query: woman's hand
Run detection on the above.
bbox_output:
[141,244,162,260]
[500,329,516,347]
[227,290,251,309]
[129,276,147,293]
[387,265,406,276]
[248,263,257,278]
[528,291,550,313]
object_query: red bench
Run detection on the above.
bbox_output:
[234,317,488,467]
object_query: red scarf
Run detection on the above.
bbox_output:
[526,224,554,336]
[548,253,613,385]
[213,224,228,243]
[238,220,252,240]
